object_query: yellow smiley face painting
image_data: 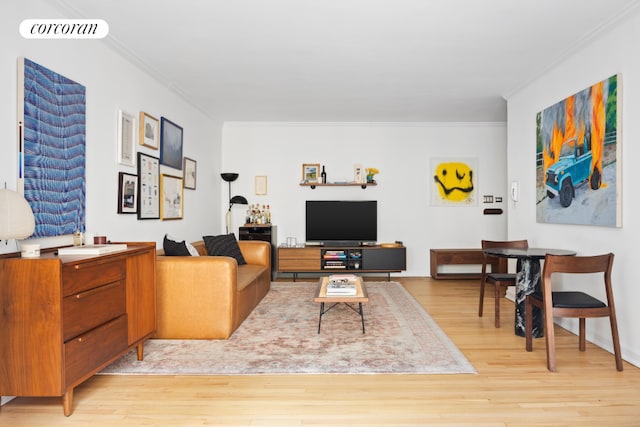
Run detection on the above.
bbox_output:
[432,159,476,205]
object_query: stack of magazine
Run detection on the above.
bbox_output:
[326,274,358,296]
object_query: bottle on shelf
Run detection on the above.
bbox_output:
[321,166,327,184]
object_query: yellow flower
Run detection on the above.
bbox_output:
[366,167,379,175]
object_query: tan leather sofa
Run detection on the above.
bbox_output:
[155,240,271,339]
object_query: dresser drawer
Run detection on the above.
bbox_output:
[63,281,126,341]
[278,247,320,259]
[65,314,128,386]
[63,259,126,296]
[278,259,321,271]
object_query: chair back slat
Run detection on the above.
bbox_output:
[481,239,529,266]
[543,253,613,275]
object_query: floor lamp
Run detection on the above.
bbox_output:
[221,173,248,234]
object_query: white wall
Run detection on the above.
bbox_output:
[1,1,223,253]
[507,11,640,366]
[222,122,508,276]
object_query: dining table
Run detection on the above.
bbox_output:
[482,247,577,338]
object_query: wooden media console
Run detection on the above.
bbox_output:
[278,244,406,281]
[430,248,506,280]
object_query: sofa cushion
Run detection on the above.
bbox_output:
[237,264,268,291]
[203,234,246,265]
[163,234,192,256]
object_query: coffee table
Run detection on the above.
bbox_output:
[314,275,369,334]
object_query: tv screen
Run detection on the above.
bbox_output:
[305,200,377,245]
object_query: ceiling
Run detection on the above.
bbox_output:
[54,0,640,122]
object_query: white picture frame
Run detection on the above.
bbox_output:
[255,175,267,195]
[117,109,136,166]
[354,163,364,183]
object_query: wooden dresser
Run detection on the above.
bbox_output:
[0,242,156,416]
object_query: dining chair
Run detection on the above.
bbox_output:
[525,253,623,372]
[479,239,529,327]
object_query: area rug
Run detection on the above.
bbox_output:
[100,282,475,375]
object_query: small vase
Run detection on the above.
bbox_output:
[366,175,374,183]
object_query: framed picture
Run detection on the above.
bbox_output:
[160,174,183,220]
[430,158,478,206]
[354,163,364,184]
[160,117,183,170]
[117,172,138,214]
[137,152,160,219]
[117,109,136,166]
[302,163,320,183]
[183,157,197,190]
[536,74,621,227]
[255,175,267,195]
[19,58,86,238]
[139,111,159,150]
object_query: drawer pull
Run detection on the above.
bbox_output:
[74,281,120,299]
[74,317,122,343]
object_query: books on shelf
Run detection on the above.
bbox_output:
[323,250,347,260]
[57,244,128,255]
[324,260,346,269]
[325,274,358,296]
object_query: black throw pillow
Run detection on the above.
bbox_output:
[203,234,246,265]
[163,234,192,256]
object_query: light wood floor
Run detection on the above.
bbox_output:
[2,277,639,426]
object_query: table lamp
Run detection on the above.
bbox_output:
[0,186,36,246]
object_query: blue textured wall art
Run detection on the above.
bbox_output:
[20,57,86,238]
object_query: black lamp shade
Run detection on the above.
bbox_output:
[230,195,248,205]
[221,173,239,182]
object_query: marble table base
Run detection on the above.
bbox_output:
[514,258,544,338]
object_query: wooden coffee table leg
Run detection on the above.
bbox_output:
[359,302,365,333]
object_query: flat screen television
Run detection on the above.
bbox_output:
[305,200,377,246]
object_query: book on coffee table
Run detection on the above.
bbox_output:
[326,278,357,296]
[329,274,358,281]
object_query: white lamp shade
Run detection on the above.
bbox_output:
[0,189,36,240]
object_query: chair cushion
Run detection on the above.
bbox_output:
[486,273,516,282]
[203,234,247,265]
[552,291,606,308]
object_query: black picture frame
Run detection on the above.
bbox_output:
[160,117,183,170]
[117,172,138,214]
[137,152,160,219]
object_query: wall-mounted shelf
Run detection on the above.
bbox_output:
[300,182,377,189]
